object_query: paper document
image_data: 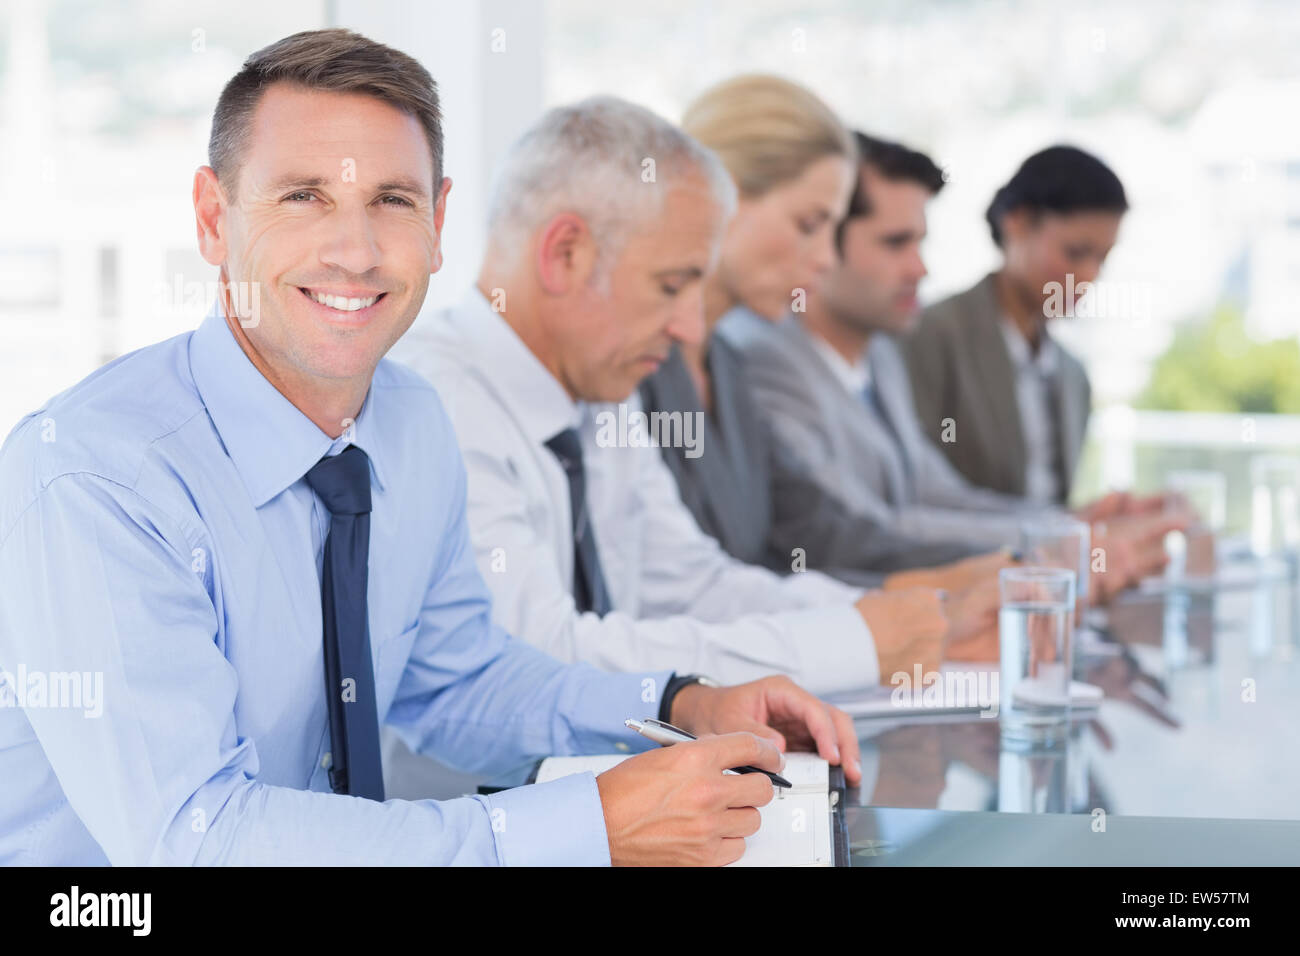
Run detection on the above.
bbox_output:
[824,663,1102,718]
[534,751,835,866]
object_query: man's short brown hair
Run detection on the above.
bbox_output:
[208,28,443,198]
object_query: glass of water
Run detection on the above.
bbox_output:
[1165,469,1227,532]
[1250,454,1300,558]
[999,567,1075,745]
[1020,518,1091,632]
[1165,470,1225,581]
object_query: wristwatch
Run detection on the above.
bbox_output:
[658,672,720,723]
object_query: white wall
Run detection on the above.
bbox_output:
[331,0,549,800]
[331,0,546,316]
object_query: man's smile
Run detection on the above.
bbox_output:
[296,285,390,323]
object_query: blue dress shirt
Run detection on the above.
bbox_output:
[0,305,665,865]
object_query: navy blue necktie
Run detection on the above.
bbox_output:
[545,428,612,616]
[863,380,912,502]
[304,444,384,801]
[862,380,900,449]
[1043,371,1069,503]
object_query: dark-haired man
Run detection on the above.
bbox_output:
[738,134,1181,597]
[0,28,859,867]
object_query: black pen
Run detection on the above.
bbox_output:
[624,717,792,789]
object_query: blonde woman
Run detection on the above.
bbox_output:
[643,77,1177,609]
[639,75,1003,595]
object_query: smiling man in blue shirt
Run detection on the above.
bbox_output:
[0,28,860,866]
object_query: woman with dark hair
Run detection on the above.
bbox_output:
[902,145,1131,510]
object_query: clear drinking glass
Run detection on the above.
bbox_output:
[999,567,1075,744]
[1165,469,1227,533]
[1165,470,1225,581]
[1249,454,1300,558]
[997,744,1069,812]
[1020,518,1091,633]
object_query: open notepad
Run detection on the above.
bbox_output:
[534,751,840,866]
[823,662,1103,719]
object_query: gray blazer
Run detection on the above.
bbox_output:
[639,332,981,582]
[739,315,1053,550]
[901,272,1090,503]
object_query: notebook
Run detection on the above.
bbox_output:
[533,751,847,866]
[823,663,1103,719]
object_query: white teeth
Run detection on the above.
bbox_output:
[307,290,379,312]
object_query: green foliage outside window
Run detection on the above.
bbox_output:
[1137,307,1300,414]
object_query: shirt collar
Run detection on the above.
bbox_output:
[806,326,873,395]
[447,287,582,445]
[189,301,389,508]
[1000,318,1058,375]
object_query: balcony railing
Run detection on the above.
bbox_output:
[1075,407,1300,536]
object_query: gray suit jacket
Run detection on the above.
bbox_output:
[739,315,1055,550]
[638,335,979,584]
[901,272,1091,503]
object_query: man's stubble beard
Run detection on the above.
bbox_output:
[828,294,890,339]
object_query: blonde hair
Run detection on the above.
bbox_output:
[681,74,855,198]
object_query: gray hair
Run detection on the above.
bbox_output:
[485,96,737,280]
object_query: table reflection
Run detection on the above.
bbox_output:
[849,556,1300,827]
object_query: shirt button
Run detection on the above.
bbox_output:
[614,741,630,752]
[321,752,332,770]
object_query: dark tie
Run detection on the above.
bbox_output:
[304,444,384,801]
[544,428,612,616]
[1043,371,1069,503]
[863,380,911,502]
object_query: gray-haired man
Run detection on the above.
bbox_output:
[395,97,954,701]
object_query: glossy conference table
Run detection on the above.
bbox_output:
[846,555,1300,865]
[387,553,1300,864]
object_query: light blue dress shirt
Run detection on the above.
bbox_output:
[0,305,665,865]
